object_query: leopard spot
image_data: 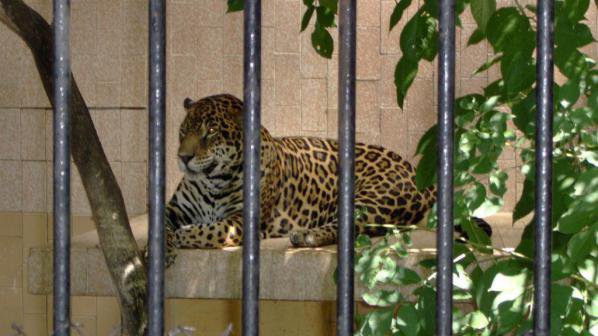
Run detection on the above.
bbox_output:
[365,151,380,162]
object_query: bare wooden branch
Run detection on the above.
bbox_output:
[0,1,147,334]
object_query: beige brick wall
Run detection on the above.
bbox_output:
[0,0,597,335]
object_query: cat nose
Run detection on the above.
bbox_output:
[179,154,193,165]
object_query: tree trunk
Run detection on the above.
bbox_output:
[0,1,147,334]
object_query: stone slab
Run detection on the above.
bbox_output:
[28,213,522,300]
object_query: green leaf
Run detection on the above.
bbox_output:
[477,261,530,330]
[470,0,496,32]
[458,131,479,157]
[515,221,535,258]
[558,207,593,234]
[454,264,473,291]
[462,216,492,248]
[415,125,438,192]
[480,95,500,113]
[400,11,422,57]
[400,13,438,61]
[421,0,440,18]
[591,319,598,336]
[301,6,315,32]
[473,53,502,75]
[580,150,598,167]
[355,234,372,248]
[513,176,534,221]
[419,257,436,269]
[557,78,582,109]
[396,304,419,336]
[511,89,536,136]
[501,52,535,96]
[488,261,529,296]
[463,311,489,330]
[227,0,244,12]
[552,284,575,335]
[394,57,419,109]
[420,17,438,61]
[415,141,437,190]
[389,0,413,31]
[589,89,598,115]
[311,24,333,58]
[319,0,337,13]
[415,125,438,155]
[483,79,505,98]
[561,0,590,22]
[392,266,422,285]
[362,290,401,307]
[471,155,495,174]
[588,293,598,318]
[551,253,573,281]
[359,308,393,336]
[457,94,485,111]
[567,227,597,264]
[467,28,486,46]
[489,169,508,196]
[495,296,528,334]
[555,46,594,79]
[486,8,531,53]
[415,286,436,335]
[556,20,596,50]
[315,6,335,28]
[557,169,598,233]
[464,181,486,210]
[456,110,475,128]
[578,257,597,285]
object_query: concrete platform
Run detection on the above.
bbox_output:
[27,213,525,300]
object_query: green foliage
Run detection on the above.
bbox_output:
[389,0,413,31]
[224,0,598,333]
[301,0,337,58]
[355,0,597,334]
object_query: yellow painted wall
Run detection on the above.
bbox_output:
[0,212,340,335]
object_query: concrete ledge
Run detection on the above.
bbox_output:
[28,213,523,300]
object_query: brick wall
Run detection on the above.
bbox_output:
[0,0,596,334]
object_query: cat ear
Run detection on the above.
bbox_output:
[183,98,194,111]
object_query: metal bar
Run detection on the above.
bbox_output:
[147,0,167,334]
[436,0,456,334]
[52,0,71,334]
[533,0,554,334]
[337,0,356,334]
[242,0,262,335]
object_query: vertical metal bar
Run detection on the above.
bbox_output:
[436,0,456,334]
[52,0,71,334]
[337,0,356,334]
[147,0,166,335]
[534,0,554,334]
[242,0,261,335]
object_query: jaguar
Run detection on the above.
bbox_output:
[162,94,488,266]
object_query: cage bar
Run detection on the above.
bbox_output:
[337,0,357,334]
[52,0,71,334]
[242,0,262,335]
[147,0,167,334]
[436,0,456,334]
[533,0,554,334]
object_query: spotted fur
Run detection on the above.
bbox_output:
[163,94,438,266]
